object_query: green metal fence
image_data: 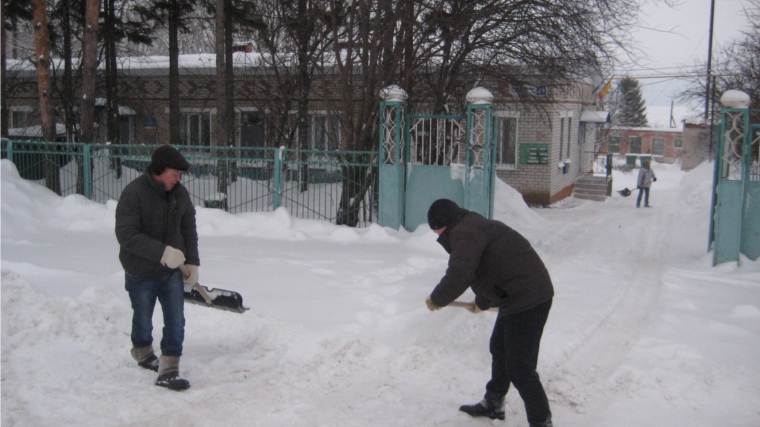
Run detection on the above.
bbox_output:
[1,140,378,227]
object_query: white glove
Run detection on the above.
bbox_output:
[181,264,199,286]
[466,301,482,314]
[160,246,186,269]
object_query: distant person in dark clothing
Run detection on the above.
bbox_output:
[424,199,554,427]
[115,145,199,391]
[636,160,657,208]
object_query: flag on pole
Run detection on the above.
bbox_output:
[598,76,614,99]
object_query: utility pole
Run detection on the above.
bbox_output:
[704,0,716,123]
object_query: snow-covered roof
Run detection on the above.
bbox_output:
[8,123,68,137]
[607,126,683,133]
[579,110,610,123]
[7,52,265,77]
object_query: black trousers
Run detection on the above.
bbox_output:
[486,298,552,425]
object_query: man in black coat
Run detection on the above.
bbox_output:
[115,145,199,391]
[425,199,554,427]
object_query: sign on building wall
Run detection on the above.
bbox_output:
[143,118,157,130]
[519,143,549,164]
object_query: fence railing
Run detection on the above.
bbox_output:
[1,140,378,227]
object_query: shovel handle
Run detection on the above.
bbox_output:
[178,265,213,305]
[448,300,499,312]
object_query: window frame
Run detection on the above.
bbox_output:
[179,110,212,148]
[652,137,665,156]
[608,136,621,153]
[493,113,518,169]
[629,136,642,154]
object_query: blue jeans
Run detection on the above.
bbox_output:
[636,187,650,207]
[125,270,185,357]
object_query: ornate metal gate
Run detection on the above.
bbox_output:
[378,86,497,231]
[710,90,760,265]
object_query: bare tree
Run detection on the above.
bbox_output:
[31,0,60,194]
[76,0,100,195]
[677,1,759,126]
[136,0,205,145]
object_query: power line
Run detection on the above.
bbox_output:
[614,73,740,80]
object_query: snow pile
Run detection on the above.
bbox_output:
[2,159,759,427]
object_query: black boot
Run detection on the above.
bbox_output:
[459,392,506,420]
[155,373,191,391]
[530,418,553,427]
[131,346,159,372]
[155,355,191,391]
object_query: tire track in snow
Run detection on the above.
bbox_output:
[540,196,674,415]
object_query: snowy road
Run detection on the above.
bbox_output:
[2,159,759,427]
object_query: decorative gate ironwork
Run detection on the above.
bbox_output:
[709,91,760,264]
[378,86,497,231]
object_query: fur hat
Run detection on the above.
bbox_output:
[427,199,466,230]
[149,145,190,175]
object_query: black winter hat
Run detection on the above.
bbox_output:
[149,145,190,175]
[427,199,465,230]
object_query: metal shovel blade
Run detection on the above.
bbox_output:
[183,283,250,314]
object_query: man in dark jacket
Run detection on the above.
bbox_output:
[115,145,199,391]
[425,199,554,427]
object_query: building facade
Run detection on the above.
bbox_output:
[5,54,609,206]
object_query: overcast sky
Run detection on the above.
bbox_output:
[623,0,753,107]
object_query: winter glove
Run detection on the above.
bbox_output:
[465,301,482,314]
[181,264,199,286]
[160,246,186,269]
[425,296,441,311]
[652,177,657,182]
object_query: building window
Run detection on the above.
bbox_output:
[240,111,266,148]
[559,118,565,160]
[180,112,211,147]
[629,136,642,154]
[608,136,621,153]
[495,116,517,167]
[566,117,572,158]
[674,138,683,149]
[308,113,340,150]
[11,110,28,128]
[652,138,665,156]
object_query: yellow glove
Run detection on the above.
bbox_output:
[465,301,482,314]
[160,246,186,269]
[181,264,199,286]
[425,296,441,311]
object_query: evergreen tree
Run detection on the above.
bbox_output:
[615,76,648,127]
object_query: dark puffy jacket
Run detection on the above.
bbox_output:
[115,173,199,276]
[429,211,553,315]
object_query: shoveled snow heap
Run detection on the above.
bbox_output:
[2,159,758,427]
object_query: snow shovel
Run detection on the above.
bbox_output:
[179,266,249,314]
[617,187,632,197]
[448,300,499,312]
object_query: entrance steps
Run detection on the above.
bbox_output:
[573,176,610,202]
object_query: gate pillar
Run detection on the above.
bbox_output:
[465,87,496,218]
[710,90,760,265]
[378,85,407,229]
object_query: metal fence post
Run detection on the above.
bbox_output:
[6,140,13,163]
[273,146,282,210]
[83,143,92,200]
